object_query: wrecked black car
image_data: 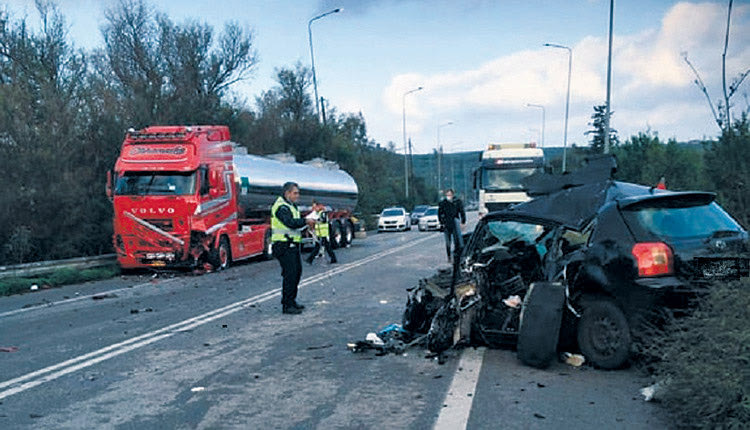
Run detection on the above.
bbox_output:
[404,155,749,369]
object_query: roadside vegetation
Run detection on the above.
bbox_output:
[636,279,750,429]
[0,265,121,296]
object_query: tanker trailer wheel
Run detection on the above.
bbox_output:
[576,296,631,369]
[330,221,343,249]
[343,220,354,247]
[517,282,565,369]
[210,236,232,270]
[263,228,273,260]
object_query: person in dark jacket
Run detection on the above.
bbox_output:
[271,182,316,314]
[438,188,466,262]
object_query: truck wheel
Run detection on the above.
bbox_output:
[517,282,565,369]
[210,236,232,270]
[577,297,631,369]
[262,228,273,260]
[343,221,354,246]
[330,221,343,249]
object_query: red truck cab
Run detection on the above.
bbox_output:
[108,125,269,270]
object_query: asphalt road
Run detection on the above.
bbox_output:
[0,220,669,429]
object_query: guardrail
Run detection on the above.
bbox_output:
[0,254,117,280]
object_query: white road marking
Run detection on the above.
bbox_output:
[434,347,486,430]
[0,278,180,319]
[0,234,437,400]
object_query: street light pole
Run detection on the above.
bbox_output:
[544,43,572,172]
[308,8,341,122]
[402,86,423,199]
[603,0,614,154]
[437,121,454,194]
[526,103,545,148]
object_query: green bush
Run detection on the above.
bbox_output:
[647,278,750,428]
[0,265,120,296]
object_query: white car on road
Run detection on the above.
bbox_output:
[418,206,442,231]
[378,207,411,232]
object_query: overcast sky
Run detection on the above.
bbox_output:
[4,0,749,153]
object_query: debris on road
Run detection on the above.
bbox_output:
[92,293,119,300]
[640,381,665,402]
[562,352,586,367]
[190,386,206,393]
[0,346,19,353]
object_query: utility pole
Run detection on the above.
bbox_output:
[403,86,423,199]
[308,8,341,122]
[603,0,615,154]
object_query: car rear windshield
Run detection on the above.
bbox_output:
[623,201,744,240]
[382,209,403,217]
[424,208,438,216]
[413,205,429,213]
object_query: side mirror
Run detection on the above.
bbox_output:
[106,170,113,201]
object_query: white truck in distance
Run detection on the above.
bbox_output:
[475,143,545,218]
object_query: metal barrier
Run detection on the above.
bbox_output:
[0,254,117,279]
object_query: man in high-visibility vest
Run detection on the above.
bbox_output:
[271,182,315,314]
[305,200,337,265]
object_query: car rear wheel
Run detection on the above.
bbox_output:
[517,282,565,369]
[576,297,631,369]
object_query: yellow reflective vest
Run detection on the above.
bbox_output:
[313,210,329,238]
[271,196,302,243]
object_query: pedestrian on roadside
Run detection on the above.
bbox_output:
[305,200,337,265]
[438,188,466,262]
[271,182,316,314]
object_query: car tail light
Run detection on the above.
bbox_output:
[631,242,673,276]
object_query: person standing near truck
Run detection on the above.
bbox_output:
[271,182,316,314]
[438,188,466,262]
[305,200,337,265]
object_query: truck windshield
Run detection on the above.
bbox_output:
[481,167,541,191]
[115,172,196,196]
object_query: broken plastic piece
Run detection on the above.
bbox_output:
[502,295,522,308]
[562,352,586,367]
[365,332,384,346]
[190,386,205,393]
[640,382,663,402]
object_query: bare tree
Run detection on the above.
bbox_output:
[683,0,750,131]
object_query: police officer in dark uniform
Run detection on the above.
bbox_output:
[271,182,315,314]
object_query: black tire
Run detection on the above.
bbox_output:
[517,282,565,369]
[576,297,631,369]
[262,228,273,260]
[330,221,343,249]
[210,236,232,270]
[343,221,354,246]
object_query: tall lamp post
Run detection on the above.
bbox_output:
[308,8,341,122]
[603,0,614,154]
[544,43,572,172]
[436,121,454,194]
[526,103,545,147]
[402,86,423,199]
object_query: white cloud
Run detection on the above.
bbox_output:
[380,1,750,152]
